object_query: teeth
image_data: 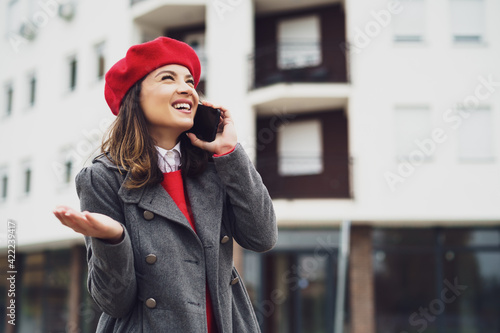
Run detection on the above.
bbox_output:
[173,103,191,110]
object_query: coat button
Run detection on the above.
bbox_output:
[143,210,154,220]
[145,254,157,264]
[230,277,239,285]
[221,235,230,244]
[145,298,157,309]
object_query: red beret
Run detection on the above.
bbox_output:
[104,37,201,115]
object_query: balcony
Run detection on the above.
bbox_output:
[131,0,205,31]
[249,3,349,115]
[249,42,348,90]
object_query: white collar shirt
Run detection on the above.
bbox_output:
[156,141,182,173]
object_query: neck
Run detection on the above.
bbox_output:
[149,127,182,150]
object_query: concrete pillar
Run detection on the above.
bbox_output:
[349,225,376,333]
[205,0,256,161]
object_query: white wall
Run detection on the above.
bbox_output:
[0,0,135,248]
[343,0,500,222]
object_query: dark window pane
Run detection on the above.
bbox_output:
[298,254,332,333]
[274,229,340,250]
[29,76,36,106]
[1,175,7,199]
[374,251,437,333]
[443,229,500,247]
[70,58,77,90]
[98,55,105,79]
[96,43,106,80]
[261,247,337,333]
[0,255,8,329]
[443,252,500,333]
[25,168,31,194]
[19,253,46,332]
[263,253,294,333]
[65,160,72,184]
[45,250,72,331]
[19,250,72,333]
[6,85,13,115]
[373,228,435,248]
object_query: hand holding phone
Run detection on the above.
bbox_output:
[188,104,221,142]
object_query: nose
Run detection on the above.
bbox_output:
[176,81,193,95]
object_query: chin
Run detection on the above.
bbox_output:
[179,120,194,131]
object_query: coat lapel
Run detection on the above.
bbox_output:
[118,174,193,231]
[139,184,193,230]
[117,165,225,240]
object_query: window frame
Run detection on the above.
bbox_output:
[95,42,106,81]
[456,106,494,162]
[0,167,8,202]
[256,109,351,199]
[450,0,486,44]
[68,55,78,92]
[392,0,426,43]
[276,14,323,70]
[5,82,14,117]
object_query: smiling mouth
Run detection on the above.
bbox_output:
[173,103,192,111]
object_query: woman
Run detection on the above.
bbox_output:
[53,37,277,332]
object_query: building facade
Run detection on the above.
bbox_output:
[1,0,499,332]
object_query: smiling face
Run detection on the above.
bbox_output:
[140,64,199,148]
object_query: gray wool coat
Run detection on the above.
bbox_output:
[75,143,277,332]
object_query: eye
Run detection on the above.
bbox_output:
[186,78,195,86]
[161,75,174,81]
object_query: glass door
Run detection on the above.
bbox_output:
[262,250,337,333]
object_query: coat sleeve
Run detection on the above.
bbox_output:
[75,164,137,318]
[213,143,278,252]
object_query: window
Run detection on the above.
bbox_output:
[64,159,73,184]
[451,0,485,43]
[457,107,493,161]
[29,73,36,106]
[95,42,106,80]
[5,83,13,116]
[245,229,342,332]
[7,0,21,33]
[184,33,206,81]
[277,15,322,69]
[394,105,432,160]
[374,228,500,333]
[0,169,8,201]
[52,148,77,186]
[23,166,31,195]
[69,56,77,91]
[19,250,70,332]
[392,0,425,42]
[256,110,350,199]
[278,119,323,176]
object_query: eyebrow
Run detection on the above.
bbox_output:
[155,70,193,80]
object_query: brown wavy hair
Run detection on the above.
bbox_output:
[101,78,210,189]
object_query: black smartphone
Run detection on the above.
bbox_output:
[188,104,221,142]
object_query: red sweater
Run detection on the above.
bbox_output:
[161,171,217,333]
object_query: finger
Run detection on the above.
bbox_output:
[201,100,214,108]
[53,209,78,226]
[186,132,207,149]
[201,100,228,113]
[63,210,90,231]
[55,213,87,234]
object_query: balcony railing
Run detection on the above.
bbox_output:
[248,42,348,90]
[256,154,353,199]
